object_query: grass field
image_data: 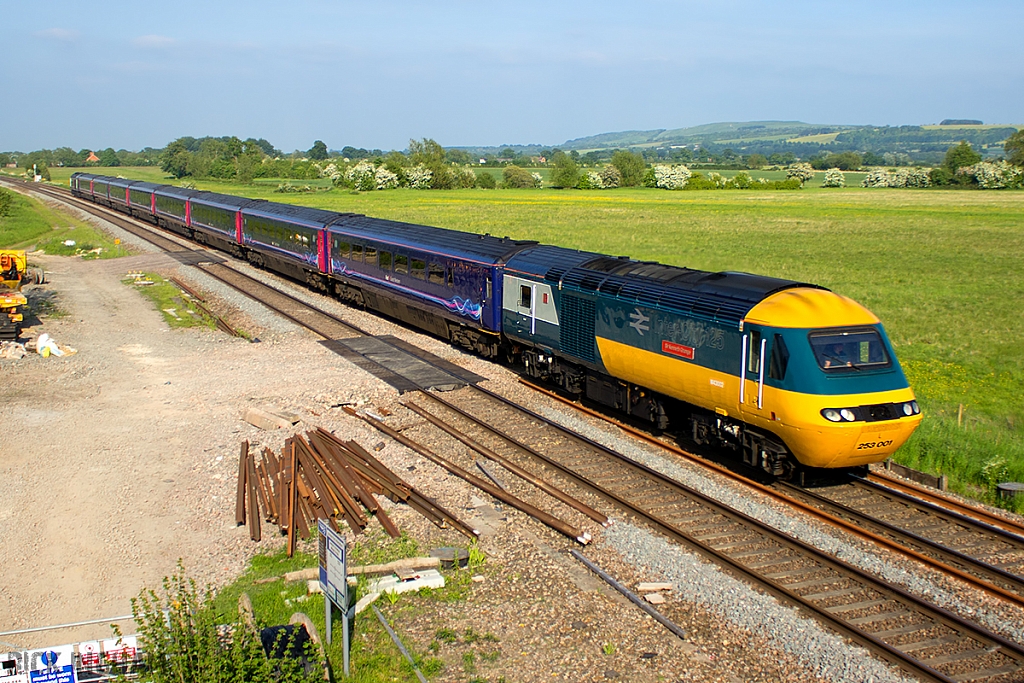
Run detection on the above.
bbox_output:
[28,167,1024,505]
[0,185,126,258]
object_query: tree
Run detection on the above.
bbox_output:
[610,150,646,187]
[475,171,497,189]
[445,148,472,165]
[1004,130,1024,166]
[308,140,328,160]
[98,148,120,167]
[549,151,579,189]
[861,151,885,167]
[810,151,862,171]
[409,138,446,166]
[160,139,192,178]
[502,165,536,188]
[943,141,982,173]
[744,154,767,169]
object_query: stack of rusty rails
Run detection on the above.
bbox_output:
[342,405,596,545]
[235,430,479,556]
[168,275,242,338]
[312,428,480,541]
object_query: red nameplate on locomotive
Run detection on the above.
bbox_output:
[662,341,695,360]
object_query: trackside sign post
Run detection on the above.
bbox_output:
[318,519,351,676]
[27,646,75,683]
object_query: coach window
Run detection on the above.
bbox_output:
[411,259,426,279]
[428,262,444,284]
[351,243,363,263]
[333,239,350,258]
[519,284,532,309]
[395,254,408,274]
[364,244,377,265]
[379,250,392,270]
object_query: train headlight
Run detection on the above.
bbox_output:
[902,402,914,416]
[911,401,920,414]
[840,408,856,422]
[822,409,842,422]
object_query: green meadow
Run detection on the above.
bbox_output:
[37,168,1024,504]
[0,184,124,257]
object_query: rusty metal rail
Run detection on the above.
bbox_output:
[235,428,478,554]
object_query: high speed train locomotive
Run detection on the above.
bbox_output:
[72,173,922,477]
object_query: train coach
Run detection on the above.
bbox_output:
[71,172,922,476]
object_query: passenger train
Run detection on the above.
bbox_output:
[71,173,922,477]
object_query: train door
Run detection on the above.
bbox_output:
[739,326,771,422]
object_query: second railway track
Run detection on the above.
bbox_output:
[377,384,1024,683]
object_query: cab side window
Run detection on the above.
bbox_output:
[769,334,789,380]
[519,284,532,309]
[747,331,762,374]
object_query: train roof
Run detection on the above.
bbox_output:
[330,215,536,264]
[123,181,164,194]
[243,201,347,229]
[506,245,824,328]
[191,190,265,211]
[153,185,204,200]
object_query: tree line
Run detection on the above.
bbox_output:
[4,130,1022,189]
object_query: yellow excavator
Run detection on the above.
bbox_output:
[1,250,43,341]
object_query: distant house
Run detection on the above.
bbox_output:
[85,151,100,163]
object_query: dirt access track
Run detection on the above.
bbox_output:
[0,249,399,648]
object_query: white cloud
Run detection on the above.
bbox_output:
[132,34,175,48]
[35,28,79,42]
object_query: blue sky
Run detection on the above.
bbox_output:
[2,0,1021,153]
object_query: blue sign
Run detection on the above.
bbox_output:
[29,664,75,683]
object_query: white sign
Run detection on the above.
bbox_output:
[1,651,29,683]
[100,636,137,665]
[318,519,347,606]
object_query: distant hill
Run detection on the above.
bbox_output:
[560,121,859,150]
[451,120,1022,165]
[554,120,1021,164]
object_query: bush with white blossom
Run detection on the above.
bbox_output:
[821,168,846,188]
[407,164,433,189]
[956,160,1024,189]
[374,166,400,190]
[317,162,343,184]
[861,168,932,188]
[786,163,815,184]
[346,160,377,190]
[652,164,692,189]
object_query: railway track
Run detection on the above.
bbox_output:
[777,476,1024,605]
[523,378,1024,609]
[388,384,1024,683]
[6,179,371,342]
[14,178,1024,680]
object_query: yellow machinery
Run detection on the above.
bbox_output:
[0,250,42,341]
